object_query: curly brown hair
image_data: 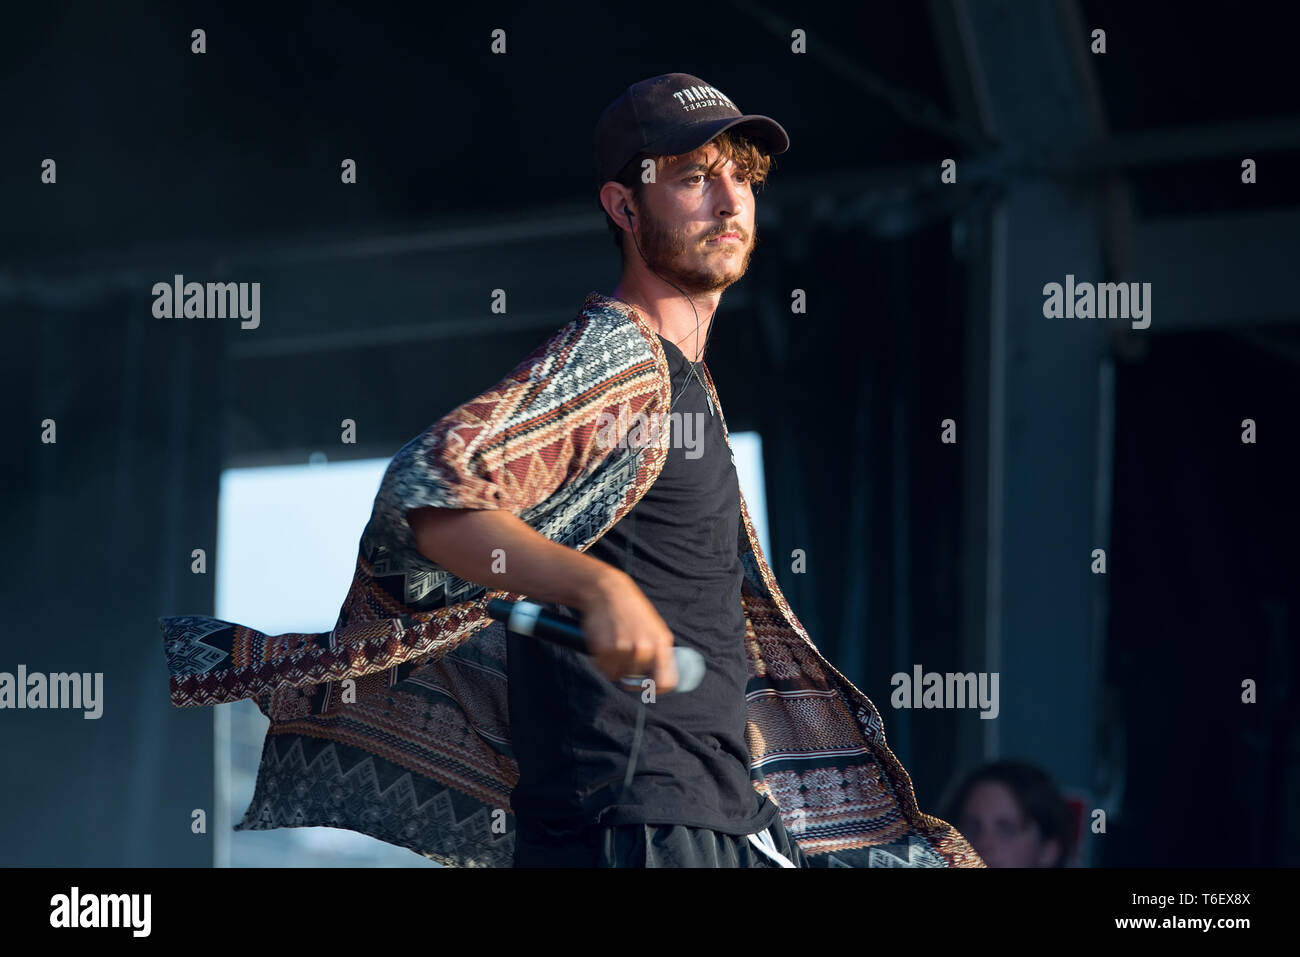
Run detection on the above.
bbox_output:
[601,129,775,252]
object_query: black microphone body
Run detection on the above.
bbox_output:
[486,597,705,693]
[487,597,585,651]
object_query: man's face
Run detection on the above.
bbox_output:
[630,144,757,294]
[957,781,1062,867]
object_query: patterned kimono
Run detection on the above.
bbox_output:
[159,291,985,868]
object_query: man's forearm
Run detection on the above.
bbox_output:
[407,506,621,611]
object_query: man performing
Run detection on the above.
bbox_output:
[158,72,984,869]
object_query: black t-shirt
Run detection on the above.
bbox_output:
[506,333,777,836]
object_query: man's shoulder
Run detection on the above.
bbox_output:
[527,292,657,376]
[574,291,651,345]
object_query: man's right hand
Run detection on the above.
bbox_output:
[575,568,679,694]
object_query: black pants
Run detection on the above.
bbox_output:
[513,804,808,868]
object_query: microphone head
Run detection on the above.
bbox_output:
[672,647,706,693]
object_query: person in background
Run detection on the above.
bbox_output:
[941,760,1075,867]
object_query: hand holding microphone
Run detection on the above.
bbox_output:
[488,590,706,694]
[576,569,681,693]
[408,508,702,692]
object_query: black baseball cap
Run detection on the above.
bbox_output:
[594,73,789,190]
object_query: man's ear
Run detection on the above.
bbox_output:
[599,181,634,227]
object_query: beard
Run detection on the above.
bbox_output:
[634,208,757,294]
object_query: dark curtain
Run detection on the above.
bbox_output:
[1102,327,1300,866]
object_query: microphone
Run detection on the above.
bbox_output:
[486,598,706,693]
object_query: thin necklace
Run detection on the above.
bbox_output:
[661,333,712,416]
[620,296,716,415]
